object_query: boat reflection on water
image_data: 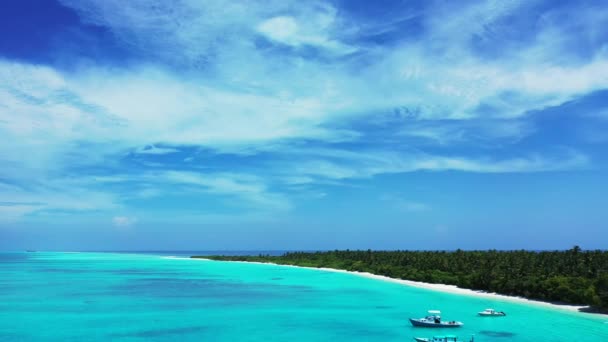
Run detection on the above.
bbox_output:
[414,335,474,342]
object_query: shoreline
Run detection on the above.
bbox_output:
[180,256,608,317]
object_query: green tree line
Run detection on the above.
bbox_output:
[193,246,608,312]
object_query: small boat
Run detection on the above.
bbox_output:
[478,308,506,317]
[409,310,463,328]
[414,335,473,342]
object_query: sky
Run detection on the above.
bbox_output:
[1,0,607,251]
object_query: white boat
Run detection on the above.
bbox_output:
[478,308,506,317]
[409,310,463,328]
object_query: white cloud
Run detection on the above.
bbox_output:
[380,195,431,213]
[59,0,355,63]
[4,0,607,172]
[398,201,430,212]
[159,171,291,211]
[135,145,180,155]
[66,65,350,147]
[47,0,608,126]
[1,0,606,223]
[397,119,535,146]
[256,9,356,54]
[0,204,43,222]
[274,148,589,183]
[87,170,292,212]
[112,216,137,227]
[412,152,588,173]
[0,184,120,222]
[257,16,298,43]
[428,0,526,47]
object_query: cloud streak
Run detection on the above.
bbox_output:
[1,0,607,223]
[113,216,137,227]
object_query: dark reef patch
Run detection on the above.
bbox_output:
[479,330,517,338]
[109,326,207,338]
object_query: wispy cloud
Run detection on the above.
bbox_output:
[380,194,431,213]
[0,184,120,222]
[112,216,137,227]
[1,0,606,224]
[134,145,180,155]
[255,5,356,54]
[160,171,291,211]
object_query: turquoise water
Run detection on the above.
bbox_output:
[1,252,606,341]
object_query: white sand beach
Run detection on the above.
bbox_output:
[178,256,608,316]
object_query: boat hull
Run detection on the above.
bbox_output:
[409,318,463,328]
[478,313,506,317]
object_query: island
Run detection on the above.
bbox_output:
[193,246,608,313]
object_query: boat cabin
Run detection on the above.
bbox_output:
[426,310,442,323]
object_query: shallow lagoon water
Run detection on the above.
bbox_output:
[0,252,606,341]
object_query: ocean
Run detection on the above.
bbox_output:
[0,252,606,341]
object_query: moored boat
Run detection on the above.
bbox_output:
[409,310,463,328]
[477,308,506,317]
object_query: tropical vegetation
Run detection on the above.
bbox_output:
[193,247,608,312]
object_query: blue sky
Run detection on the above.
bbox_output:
[1,0,607,251]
